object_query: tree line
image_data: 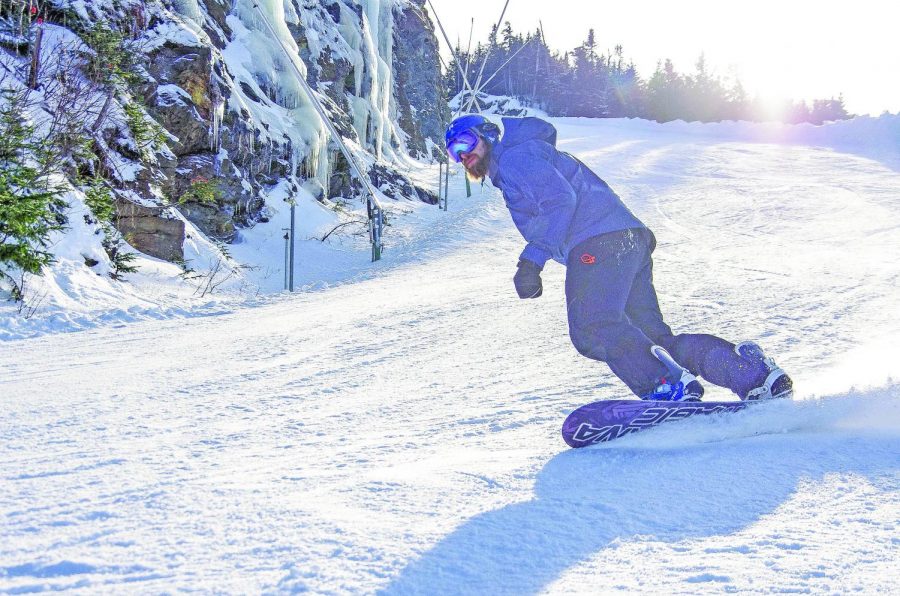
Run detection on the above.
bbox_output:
[445,24,850,125]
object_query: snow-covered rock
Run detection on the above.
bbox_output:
[0,0,446,327]
[450,91,549,118]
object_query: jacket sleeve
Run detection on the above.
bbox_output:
[500,148,577,267]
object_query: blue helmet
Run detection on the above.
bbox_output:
[445,114,501,148]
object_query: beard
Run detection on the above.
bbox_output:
[463,142,492,181]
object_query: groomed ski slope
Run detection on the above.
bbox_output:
[2,116,900,593]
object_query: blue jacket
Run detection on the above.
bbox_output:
[488,117,646,267]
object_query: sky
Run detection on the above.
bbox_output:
[427,0,900,116]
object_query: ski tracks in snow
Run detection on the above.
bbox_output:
[3,119,900,593]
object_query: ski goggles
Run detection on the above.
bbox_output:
[446,130,480,163]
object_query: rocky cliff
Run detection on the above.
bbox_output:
[392,0,448,157]
[4,0,446,262]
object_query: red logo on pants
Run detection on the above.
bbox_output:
[581,253,596,265]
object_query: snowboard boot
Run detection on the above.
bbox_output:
[642,345,705,402]
[735,341,793,401]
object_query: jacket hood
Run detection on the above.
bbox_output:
[498,117,558,149]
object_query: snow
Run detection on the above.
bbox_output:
[143,19,204,51]
[156,83,192,107]
[451,91,549,118]
[2,115,900,593]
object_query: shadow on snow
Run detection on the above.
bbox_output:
[382,415,898,595]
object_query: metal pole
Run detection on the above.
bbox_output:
[289,202,296,292]
[466,0,511,112]
[283,229,290,290]
[368,201,383,261]
[476,38,533,92]
[438,161,444,208]
[444,161,450,211]
[425,0,482,114]
[253,4,383,262]
[462,18,474,89]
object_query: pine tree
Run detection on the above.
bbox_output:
[725,78,749,121]
[84,177,138,280]
[645,59,685,122]
[810,95,850,124]
[0,89,67,298]
[571,31,597,116]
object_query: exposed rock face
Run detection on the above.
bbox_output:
[392,0,448,159]
[369,163,438,205]
[142,44,214,157]
[114,199,185,262]
[160,154,256,242]
[99,0,446,259]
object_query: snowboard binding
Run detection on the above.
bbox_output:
[735,341,793,401]
[642,345,705,402]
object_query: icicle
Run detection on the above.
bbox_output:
[210,96,225,152]
[171,0,203,33]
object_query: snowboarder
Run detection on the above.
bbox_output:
[445,114,792,402]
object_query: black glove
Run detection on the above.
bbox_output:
[513,259,543,299]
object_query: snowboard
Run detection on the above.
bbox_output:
[562,399,750,447]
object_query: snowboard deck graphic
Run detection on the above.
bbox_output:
[562,399,750,447]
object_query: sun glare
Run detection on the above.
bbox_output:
[433,0,900,116]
